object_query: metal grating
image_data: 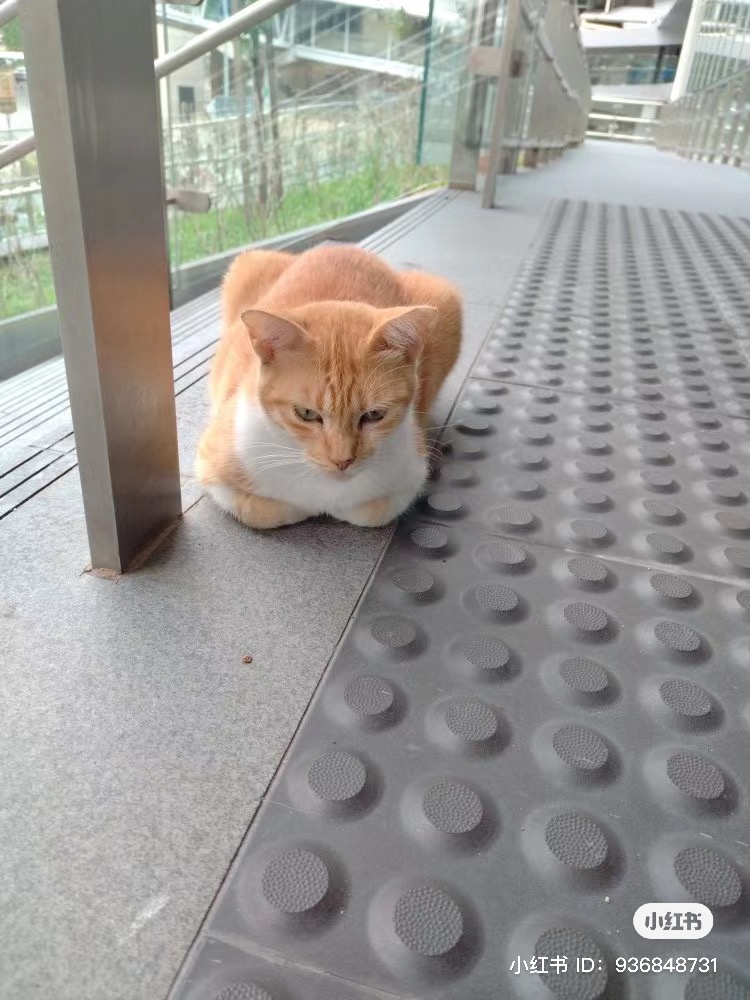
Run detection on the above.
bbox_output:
[171,201,750,1000]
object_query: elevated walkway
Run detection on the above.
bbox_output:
[1,142,749,1000]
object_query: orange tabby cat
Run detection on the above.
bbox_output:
[196,244,461,529]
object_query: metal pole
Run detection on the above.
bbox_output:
[449,0,500,190]
[19,0,181,573]
[223,0,231,97]
[158,3,176,310]
[511,0,543,174]
[481,0,521,208]
[415,0,436,165]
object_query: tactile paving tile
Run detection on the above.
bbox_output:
[507,202,750,340]
[423,380,750,582]
[170,202,750,1000]
[173,937,392,1000]
[669,213,750,335]
[476,314,750,419]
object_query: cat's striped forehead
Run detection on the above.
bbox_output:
[315,341,413,422]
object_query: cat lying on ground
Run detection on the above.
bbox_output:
[196,244,462,529]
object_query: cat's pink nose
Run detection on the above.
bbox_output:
[334,457,354,471]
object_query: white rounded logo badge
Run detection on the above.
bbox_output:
[634,903,713,939]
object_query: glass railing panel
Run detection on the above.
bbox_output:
[418,0,471,166]
[2,1,461,372]
[498,7,536,163]
[728,75,750,164]
[155,2,452,301]
[0,147,52,323]
[658,63,750,167]
[445,0,507,191]
[1,21,58,373]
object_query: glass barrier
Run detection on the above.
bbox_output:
[1,31,51,329]
[1,1,467,359]
[1,0,590,372]
[416,0,471,166]
[0,148,52,321]
[156,0,457,301]
[657,65,750,167]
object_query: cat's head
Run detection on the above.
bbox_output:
[241,302,437,477]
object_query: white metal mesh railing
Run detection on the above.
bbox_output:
[657,64,750,167]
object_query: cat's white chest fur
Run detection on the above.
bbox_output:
[232,393,428,520]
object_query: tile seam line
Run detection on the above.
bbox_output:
[163,198,558,1000]
[412,511,750,590]
[363,192,448,240]
[162,797,264,1000]
[0,395,72,439]
[464,373,750,425]
[202,930,405,1000]
[162,520,399,1000]
[360,194,451,255]
[0,367,211,517]
[361,189,461,254]
[0,450,69,501]
[433,200,568,450]
[0,445,48,483]
[0,374,68,410]
[0,460,78,521]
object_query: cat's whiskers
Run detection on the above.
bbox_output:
[423,422,461,432]
[362,361,412,398]
[241,442,302,454]
[424,443,446,464]
[249,456,310,475]
[251,454,308,466]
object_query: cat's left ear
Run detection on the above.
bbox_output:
[241,309,308,364]
[370,306,437,362]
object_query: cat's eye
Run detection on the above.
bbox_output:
[360,409,387,425]
[294,405,323,423]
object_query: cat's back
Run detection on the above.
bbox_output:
[260,245,407,310]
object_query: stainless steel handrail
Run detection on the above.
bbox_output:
[154,0,296,77]
[0,0,18,31]
[0,0,298,169]
[0,133,34,170]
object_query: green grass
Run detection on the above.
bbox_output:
[0,161,447,321]
[171,159,446,265]
[0,250,56,318]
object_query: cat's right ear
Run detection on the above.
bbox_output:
[241,309,308,364]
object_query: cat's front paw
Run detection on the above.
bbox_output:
[343,497,400,528]
[207,484,312,529]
